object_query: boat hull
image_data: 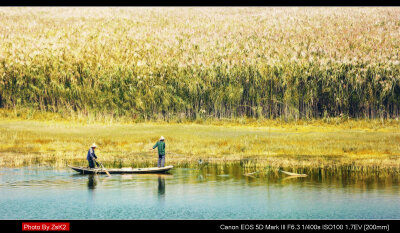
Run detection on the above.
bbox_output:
[68,165,173,174]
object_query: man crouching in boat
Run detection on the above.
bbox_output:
[151,136,166,168]
[87,143,100,169]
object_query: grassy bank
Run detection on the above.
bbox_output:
[1,113,400,173]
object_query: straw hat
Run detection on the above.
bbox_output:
[91,143,97,148]
[159,136,165,141]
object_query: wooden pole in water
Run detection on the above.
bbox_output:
[279,169,307,177]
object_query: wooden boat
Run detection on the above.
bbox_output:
[68,165,174,174]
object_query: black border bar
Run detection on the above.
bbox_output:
[1,220,400,233]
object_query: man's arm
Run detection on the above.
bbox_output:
[150,141,158,151]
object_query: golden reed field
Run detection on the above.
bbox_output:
[1,7,400,120]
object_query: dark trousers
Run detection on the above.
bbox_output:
[158,155,165,167]
[88,159,95,168]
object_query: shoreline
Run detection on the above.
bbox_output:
[1,159,399,177]
[1,152,400,173]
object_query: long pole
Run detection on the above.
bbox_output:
[95,159,111,177]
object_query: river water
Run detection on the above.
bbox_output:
[0,166,399,219]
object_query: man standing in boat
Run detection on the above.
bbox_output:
[87,143,99,169]
[151,136,166,167]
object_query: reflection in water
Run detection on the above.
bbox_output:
[87,175,98,207]
[88,175,97,189]
[281,176,308,181]
[197,174,204,181]
[195,164,400,190]
[158,175,165,202]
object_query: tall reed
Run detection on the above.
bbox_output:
[1,8,400,120]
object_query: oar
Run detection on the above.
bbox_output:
[95,159,111,177]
